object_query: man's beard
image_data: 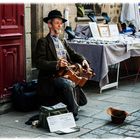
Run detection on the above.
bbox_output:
[54,29,63,34]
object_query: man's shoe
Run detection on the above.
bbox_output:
[74,115,79,121]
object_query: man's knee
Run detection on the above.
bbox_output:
[54,77,75,89]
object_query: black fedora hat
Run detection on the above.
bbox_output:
[43,9,67,23]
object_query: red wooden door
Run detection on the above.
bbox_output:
[0,4,25,102]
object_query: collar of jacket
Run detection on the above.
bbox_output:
[45,33,58,60]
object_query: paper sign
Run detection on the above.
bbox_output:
[109,24,119,37]
[47,112,76,133]
[89,22,100,37]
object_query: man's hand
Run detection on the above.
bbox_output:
[82,60,89,69]
[57,58,68,68]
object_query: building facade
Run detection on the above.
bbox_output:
[0,3,122,113]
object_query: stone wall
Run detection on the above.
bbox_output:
[102,3,122,23]
[24,4,32,82]
[32,3,122,39]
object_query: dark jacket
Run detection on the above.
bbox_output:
[35,33,85,99]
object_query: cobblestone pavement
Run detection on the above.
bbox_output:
[0,79,140,138]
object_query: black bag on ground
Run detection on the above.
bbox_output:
[12,80,39,112]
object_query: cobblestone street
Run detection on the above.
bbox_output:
[0,79,140,138]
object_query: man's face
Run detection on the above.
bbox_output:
[49,18,63,35]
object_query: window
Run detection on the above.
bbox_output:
[76,3,102,17]
[83,3,102,16]
[75,3,103,22]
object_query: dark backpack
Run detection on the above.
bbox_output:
[12,80,39,112]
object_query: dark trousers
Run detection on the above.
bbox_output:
[53,77,79,116]
[38,77,79,116]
